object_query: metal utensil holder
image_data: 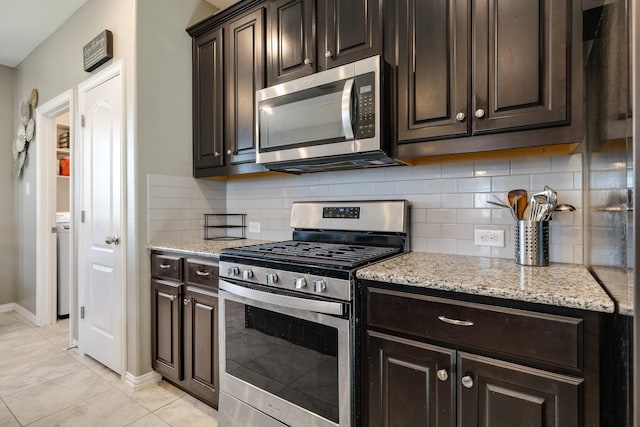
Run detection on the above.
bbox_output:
[515,220,549,266]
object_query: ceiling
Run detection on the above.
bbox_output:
[0,0,243,69]
[0,0,88,68]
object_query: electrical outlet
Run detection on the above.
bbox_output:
[248,222,261,233]
[474,229,505,247]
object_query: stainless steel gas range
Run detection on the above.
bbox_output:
[217,200,409,427]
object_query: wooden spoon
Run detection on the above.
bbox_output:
[508,189,528,220]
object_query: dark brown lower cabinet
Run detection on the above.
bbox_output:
[151,279,182,383]
[183,286,219,406]
[151,251,220,408]
[366,331,455,427]
[458,352,581,427]
[363,284,602,427]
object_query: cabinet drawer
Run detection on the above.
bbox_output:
[151,254,182,281]
[186,258,219,289]
[367,287,583,371]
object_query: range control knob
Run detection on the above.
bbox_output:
[242,270,253,280]
[294,277,307,289]
[266,273,278,284]
[313,279,327,293]
[227,266,239,277]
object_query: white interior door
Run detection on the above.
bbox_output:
[78,62,125,374]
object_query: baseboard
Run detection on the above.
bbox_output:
[0,303,36,325]
[124,370,162,392]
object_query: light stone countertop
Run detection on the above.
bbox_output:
[590,265,634,316]
[357,252,615,313]
[148,239,270,258]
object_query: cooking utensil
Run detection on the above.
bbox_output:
[488,196,517,220]
[508,189,528,220]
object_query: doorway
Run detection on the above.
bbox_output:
[35,89,76,349]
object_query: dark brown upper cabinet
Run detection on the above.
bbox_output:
[396,0,470,142]
[192,28,225,170]
[267,0,382,85]
[226,7,266,166]
[188,0,267,178]
[267,0,315,85]
[316,0,382,71]
[394,0,583,159]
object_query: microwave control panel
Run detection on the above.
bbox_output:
[355,72,376,139]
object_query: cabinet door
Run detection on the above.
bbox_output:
[151,279,182,382]
[193,28,224,170]
[267,0,315,85]
[184,287,219,407]
[317,0,381,71]
[365,331,455,427]
[226,8,265,165]
[396,0,469,147]
[473,0,569,133]
[459,352,582,427]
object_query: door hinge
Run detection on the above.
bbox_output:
[81,115,85,127]
[80,306,85,319]
[81,210,86,223]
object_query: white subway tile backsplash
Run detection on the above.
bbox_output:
[474,160,510,177]
[441,193,474,209]
[442,162,474,178]
[530,172,575,191]
[457,177,492,193]
[510,156,552,174]
[148,152,585,263]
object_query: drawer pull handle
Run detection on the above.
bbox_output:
[461,375,474,389]
[196,270,210,277]
[436,369,448,382]
[159,264,171,269]
[438,316,474,327]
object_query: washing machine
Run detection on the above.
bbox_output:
[56,212,70,318]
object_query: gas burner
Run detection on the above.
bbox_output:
[224,240,401,269]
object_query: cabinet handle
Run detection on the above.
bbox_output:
[196,270,210,277]
[159,264,171,269]
[168,295,175,302]
[437,369,449,382]
[184,298,191,305]
[303,58,311,65]
[455,112,466,122]
[214,151,220,157]
[227,149,233,155]
[324,50,332,58]
[438,316,474,327]
[461,375,474,389]
[474,108,485,118]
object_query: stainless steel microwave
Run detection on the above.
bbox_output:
[255,55,404,173]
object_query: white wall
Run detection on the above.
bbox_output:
[135,0,216,374]
[0,65,17,305]
[14,0,136,315]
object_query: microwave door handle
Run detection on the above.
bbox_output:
[341,78,355,140]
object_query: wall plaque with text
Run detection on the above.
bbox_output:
[83,30,113,72]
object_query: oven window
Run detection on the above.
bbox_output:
[225,300,339,423]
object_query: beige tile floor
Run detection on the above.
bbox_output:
[0,311,219,426]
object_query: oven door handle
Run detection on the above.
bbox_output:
[219,280,344,316]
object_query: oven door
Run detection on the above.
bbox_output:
[219,279,351,427]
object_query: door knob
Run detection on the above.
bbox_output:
[105,235,120,245]
[474,108,485,118]
[461,375,474,388]
[455,112,466,122]
[437,369,449,381]
[324,50,332,58]
[304,58,311,65]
